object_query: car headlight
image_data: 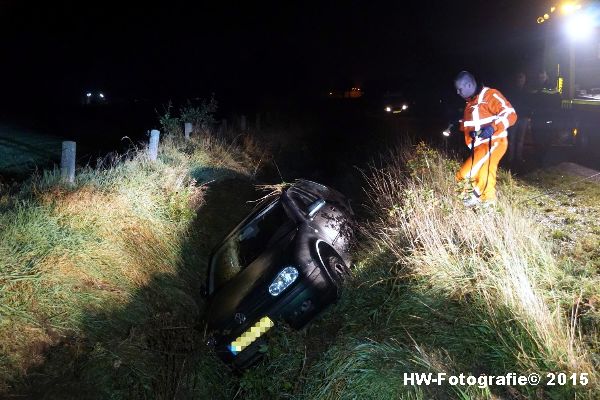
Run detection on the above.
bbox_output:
[269,266,299,296]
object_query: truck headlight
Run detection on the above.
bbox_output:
[269,266,299,296]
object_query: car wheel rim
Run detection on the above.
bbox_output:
[328,256,349,283]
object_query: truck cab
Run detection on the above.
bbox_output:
[532,3,600,157]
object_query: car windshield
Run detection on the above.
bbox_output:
[210,200,290,291]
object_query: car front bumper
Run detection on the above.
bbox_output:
[209,265,337,369]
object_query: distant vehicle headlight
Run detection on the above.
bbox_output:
[99,93,105,99]
[385,106,392,112]
[402,104,408,110]
[269,266,299,296]
[86,93,92,97]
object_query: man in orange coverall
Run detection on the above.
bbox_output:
[454,71,517,207]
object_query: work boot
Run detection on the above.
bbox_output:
[480,199,497,210]
[463,194,481,207]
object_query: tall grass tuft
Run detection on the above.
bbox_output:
[358,142,596,397]
[0,130,261,396]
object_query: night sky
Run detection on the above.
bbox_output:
[0,1,549,107]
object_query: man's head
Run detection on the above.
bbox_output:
[454,71,477,100]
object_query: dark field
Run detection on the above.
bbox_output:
[1,94,599,190]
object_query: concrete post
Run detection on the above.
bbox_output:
[184,122,193,140]
[149,129,160,161]
[241,115,246,131]
[61,141,76,184]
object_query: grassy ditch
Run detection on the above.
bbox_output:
[2,127,598,399]
[227,143,599,399]
[0,132,265,398]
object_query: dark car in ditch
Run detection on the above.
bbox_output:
[204,180,355,369]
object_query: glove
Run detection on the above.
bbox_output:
[478,125,494,139]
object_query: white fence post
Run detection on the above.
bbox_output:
[240,115,246,131]
[149,129,160,161]
[61,141,76,184]
[184,122,192,140]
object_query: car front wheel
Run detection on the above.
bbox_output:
[326,254,351,285]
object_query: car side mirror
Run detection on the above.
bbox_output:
[307,199,326,218]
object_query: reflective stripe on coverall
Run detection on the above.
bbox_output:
[456,87,517,201]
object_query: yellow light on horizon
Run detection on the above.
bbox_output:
[551,6,556,12]
[537,16,545,23]
[544,13,550,19]
[561,3,578,14]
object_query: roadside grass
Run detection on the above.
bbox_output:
[2,124,599,400]
[232,143,599,399]
[0,125,63,179]
[519,167,600,368]
[0,133,262,397]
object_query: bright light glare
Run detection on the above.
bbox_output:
[443,123,453,137]
[401,104,408,110]
[99,93,105,98]
[565,13,594,40]
[385,106,392,112]
[86,93,92,97]
[562,3,578,14]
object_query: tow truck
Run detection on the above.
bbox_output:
[532,2,600,156]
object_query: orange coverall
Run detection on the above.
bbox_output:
[456,87,517,201]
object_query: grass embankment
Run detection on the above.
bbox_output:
[230,143,599,399]
[2,130,598,399]
[0,133,264,398]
